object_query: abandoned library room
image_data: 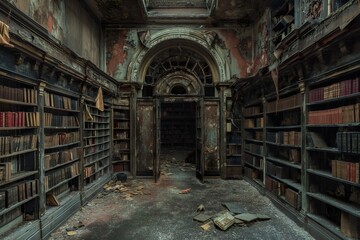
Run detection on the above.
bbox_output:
[0,0,359,239]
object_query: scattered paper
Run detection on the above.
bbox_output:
[179,188,191,194]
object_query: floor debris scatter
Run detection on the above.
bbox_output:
[50,149,314,240]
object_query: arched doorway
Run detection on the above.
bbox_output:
[134,38,222,182]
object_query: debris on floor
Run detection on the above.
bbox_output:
[201,222,212,231]
[193,202,271,232]
[179,188,191,194]
[103,178,150,200]
[213,211,235,231]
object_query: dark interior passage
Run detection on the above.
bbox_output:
[160,102,196,150]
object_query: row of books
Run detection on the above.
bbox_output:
[44,92,78,110]
[308,103,360,125]
[267,161,290,179]
[83,129,110,138]
[113,153,129,161]
[0,163,11,182]
[265,176,300,209]
[337,132,360,154]
[84,151,109,165]
[227,145,241,155]
[44,113,79,127]
[244,153,264,169]
[267,93,301,113]
[0,207,21,228]
[0,112,39,127]
[331,160,359,183]
[0,85,37,104]
[114,142,129,151]
[84,165,96,178]
[115,132,128,140]
[44,163,79,191]
[268,110,301,126]
[243,105,262,116]
[113,111,129,119]
[114,121,129,129]
[244,143,264,155]
[245,131,263,141]
[0,135,37,155]
[244,166,261,180]
[266,131,301,145]
[44,147,81,170]
[44,132,80,148]
[0,180,38,208]
[308,77,359,103]
[244,117,264,128]
[226,156,241,165]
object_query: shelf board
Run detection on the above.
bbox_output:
[83,134,111,139]
[244,175,264,188]
[113,117,129,120]
[244,162,263,172]
[307,169,360,187]
[46,174,79,193]
[244,150,263,158]
[83,128,110,131]
[83,140,111,148]
[83,148,109,158]
[307,192,360,218]
[266,156,301,170]
[44,106,79,113]
[0,149,37,159]
[266,125,301,130]
[244,127,263,131]
[0,171,38,187]
[45,126,79,130]
[45,158,80,172]
[307,92,360,107]
[226,143,241,146]
[0,98,37,106]
[0,194,39,216]
[307,123,360,128]
[0,126,38,131]
[306,213,344,240]
[244,138,263,144]
[306,147,339,153]
[112,160,130,164]
[266,105,300,114]
[227,154,242,157]
[84,154,110,167]
[45,141,80,151]
[114,138,130,141]
[113,128,130,130]
[266,141,301,149]
[244,112,263,118]
[268,174,301,191]
[88,113,110,118]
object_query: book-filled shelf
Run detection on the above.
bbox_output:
[225,96,242,179]
[43,86,81,207]
[243,98,265,187]
[83,97,111,192]
[265,89,302,211]
[306,71,360,239]
[0,78,39,235]
[113,100,131,172]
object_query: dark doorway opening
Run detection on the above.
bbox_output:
[160,101,197,168]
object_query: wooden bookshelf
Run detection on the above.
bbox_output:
[225,97,242,179]
[265,91,302,211]
[306,72,360,239]
[0,78,39,235]
[243,100,265,186]
[112,103,131,172]
[83,101,111,188]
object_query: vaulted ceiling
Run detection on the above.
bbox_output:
[85,0,267,26]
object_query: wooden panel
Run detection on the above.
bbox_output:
[136,100,154,176]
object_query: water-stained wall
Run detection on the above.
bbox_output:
[8,0,100,66]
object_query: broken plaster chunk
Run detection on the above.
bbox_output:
[256,214,271,221]
[193,213,212,223]
[201,222,212,231]
[213,211,235,231]
[234,213,258,222]
[197,204,205,212]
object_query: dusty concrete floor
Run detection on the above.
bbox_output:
[50,150,314,240]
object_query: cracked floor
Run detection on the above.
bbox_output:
[50,149,314,240]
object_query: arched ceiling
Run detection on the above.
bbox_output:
[85,0,266,26]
